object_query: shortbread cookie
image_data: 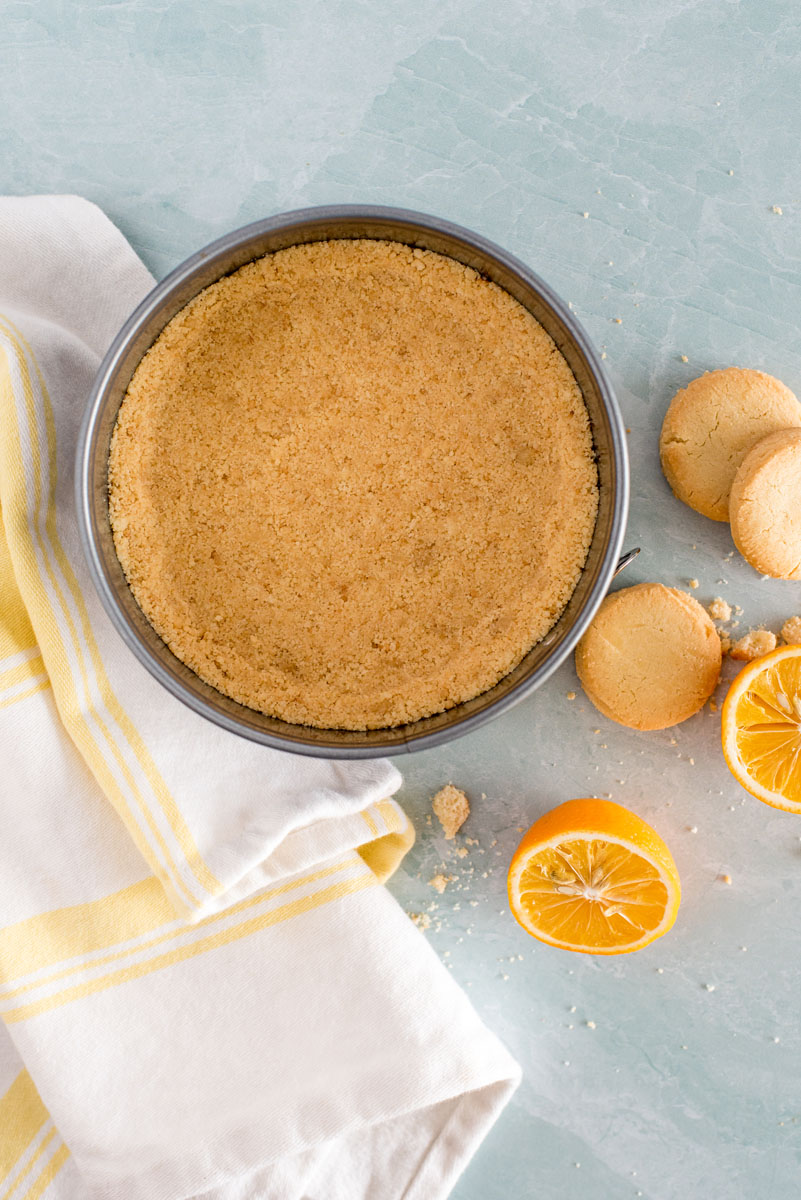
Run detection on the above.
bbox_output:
[659,368,801,521]
[575,583,721,730]
[729,428,801,579]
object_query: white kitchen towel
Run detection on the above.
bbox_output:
[0,195,520,1200]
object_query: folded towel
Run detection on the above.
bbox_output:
[0,195,519,1200]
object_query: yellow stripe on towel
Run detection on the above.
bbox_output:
[3,871,377,1024]
[0,322,220,913]
[20,1145,69,1200]
[0,856,362,999]
[0,1072,49,1181]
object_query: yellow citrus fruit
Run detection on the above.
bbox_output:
[721,644,801,813]
[507,798,681,955]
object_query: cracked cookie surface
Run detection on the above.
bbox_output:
[659,367,801,521]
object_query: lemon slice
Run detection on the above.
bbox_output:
[507,799,681,955]
[722,644,801,812]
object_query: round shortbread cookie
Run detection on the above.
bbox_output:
[729,428,801,580]
[575,583,722,730]
[659,368,801,521]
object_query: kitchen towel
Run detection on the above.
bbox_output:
[0,195,519,1200]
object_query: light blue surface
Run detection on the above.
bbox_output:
[3,2,801,1196]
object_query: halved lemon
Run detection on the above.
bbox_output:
[721,644,801,813]
[507,799,681,955]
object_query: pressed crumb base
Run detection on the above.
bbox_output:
[109,239,598,730]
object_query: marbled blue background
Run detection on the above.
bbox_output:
[3,2,801,1196]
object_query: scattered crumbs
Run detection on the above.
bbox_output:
[465,837,480,846]
[681,1045,689,1051]
[613,317,622,324]
[718,631,732,655]
[428,873,454,894]
[719,873,733,885]
[517,954,523,961]
[574,1162,581,1169]
[688,826,698,834]
[670,738,677,745]
[501,973,510,981]
[728,169,734,176]
[593,729,600,735]
[680,354,689,363]
[408,912,431,930]
[781,616,801,644]
[773,1036,781,1044]
[469,899,479,907]
[730,629,777,661]
[687,578,699,589]
[567,1024,574,1029]
[566,691,576,700]
[563,1061,571,1067]
[608,260,614,266]
[625,426,632,433]
[516,827,524,834]
[709,699,718,713]
[480,792,488,801]
[586,1020,597,1029]
[689,758,695,766]
[601,351,607,359]
[455,846,469,858]
[708,597,732,622]
[656,967,664,974]
[432,784,470,839]
[704,983,716,992]
[490,838,497,847]
[772,205,783,215]
[581,211,589,219]
[569,1005,577,1013]
[741,946,748,952]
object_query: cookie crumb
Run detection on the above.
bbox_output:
[772,205,783,215]
[432,785,470,840]
[408,911,431,929]
[680,355,689,363]
[708,597,732,621]
[428,873,454,894]
[719,873,733,885]
[566,691,576,700]
[613,317,622,324]
[718,631,732,654]
[586,1020,597,1029]
[454,846,469,858]
[581,211,589,219]
[709,699,718,713]
[687,578,699,589]
[704,983,716,992]
[730,629,777,661]
[781,616,801,645]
